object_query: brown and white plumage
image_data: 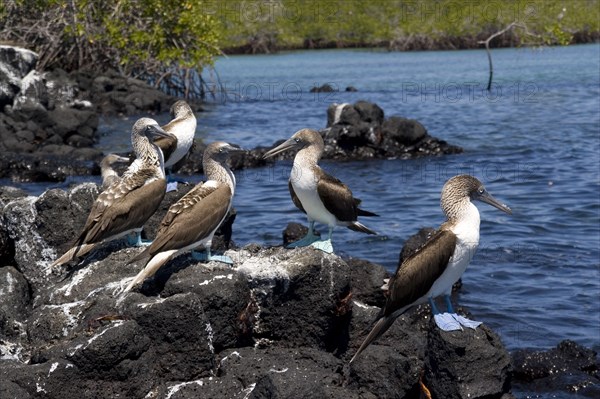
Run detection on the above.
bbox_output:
[100,153,130,189]
[264,128,377,253]
[350,175,512,363]
[52,118,171,267]
[154,100,196,169]
[123,142,243,292]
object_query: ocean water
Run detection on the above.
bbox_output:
[21,45,600,357]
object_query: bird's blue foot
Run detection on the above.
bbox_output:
[451,314,482,329]
[286,232,320,248]
[127,232,151,247]
[166,172,189,192]
[166,181,179,192]
[191,250,233,265]
[434,312,463,331]
[442,295,481,329]
[208,254,234,265]
[311,239,334,254]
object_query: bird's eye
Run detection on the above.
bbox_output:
[478,187,485,194]
[219,147,224,153]
[294,138,301,143]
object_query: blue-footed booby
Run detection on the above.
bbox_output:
[350,175,511,363]
[122,141,243,293]
[52,118,170,267]
[155,100,196,190]
[100,153,130,190]
[263,128,377,254]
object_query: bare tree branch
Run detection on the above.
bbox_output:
[478,22,542,90]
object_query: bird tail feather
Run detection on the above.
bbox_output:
[347,221,377,235]
[51,243,96,267]
[123,250,177,293]
[357,208,378,217]
[350,315,396,364]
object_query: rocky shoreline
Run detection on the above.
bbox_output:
[1,45,460,183]
[1,45,598,398]
[1,183,598,398]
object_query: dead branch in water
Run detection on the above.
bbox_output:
[478,22,542,91]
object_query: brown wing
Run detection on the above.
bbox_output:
[288,180,306,213]
[316,171,358,222]
[154,135,178,163]
[141,183,232,258]
[384,229,457,317]
[78,170,166,244]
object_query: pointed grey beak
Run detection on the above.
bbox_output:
[263,138,298,159]
[147,124,173,140]
[478,191,512,215]
[112,155,130,163]
[226,144,246,153]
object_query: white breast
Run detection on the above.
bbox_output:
[428,202,481,298]
[290,163,337,226]
[166,117,196,167]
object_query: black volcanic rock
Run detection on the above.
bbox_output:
[353,100,385,125]
[345,257,388,308]
[382,116,427,145]
[0,45,38,108]
[512,340,600,397]
[262,101,462,166]
[0,46,190,184]
[310,83,337,93]
[424,323,512,398]
[0,182,518,399]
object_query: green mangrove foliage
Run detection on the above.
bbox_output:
[0,0,222,97]
[214,0,598,52]
[1,0,598,98]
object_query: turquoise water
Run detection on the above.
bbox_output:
[56,44,600,356]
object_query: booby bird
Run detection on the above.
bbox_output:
[100,153,130,190]
[350,175,511,363]
[155,100,197,189]
[263,128,377,254]
[52,118,171,267]
[122,141,243,293]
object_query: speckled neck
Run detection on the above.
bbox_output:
[204,157,236,194]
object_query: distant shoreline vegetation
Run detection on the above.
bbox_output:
[216,0,599,54]
[221,30,599,55]
[1,0,598,98]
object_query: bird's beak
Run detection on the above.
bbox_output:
[147,125,173,139]
[478,191,512,215]
[263,138,298,159]
[227,144,246,153]
[114,155,130,163]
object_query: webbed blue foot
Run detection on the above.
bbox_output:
[287,233,320,248]
[434,312,463,331]
[208,254,234,264]
[286,221,320,248]
[310,239,334,254]
[165,171,190,192]
[442,295,481,329]
[166,181,179,192]
[127,232,151,247]
[451,314,482,329]
[191,250,233,265]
